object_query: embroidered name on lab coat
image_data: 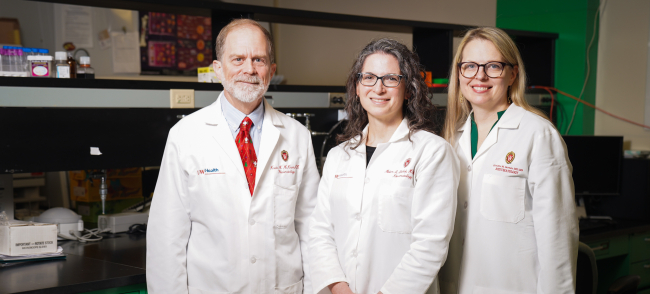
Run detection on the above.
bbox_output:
[270,164,300,174]
[386,169,414,179]
[492,164,523,175]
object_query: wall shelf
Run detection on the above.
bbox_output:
[5,0,557,174]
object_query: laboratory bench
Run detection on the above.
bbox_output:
[0,234,147,294]
[579,219,650,294]
[1,220,650,293]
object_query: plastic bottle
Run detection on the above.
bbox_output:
[0,49,4,73]
[66,51,77,78]
[21,48,32,73]
[15,49,24,73]
[7,49,17,72]
[54,51,70,78]
[27,55,53,77]
[77,56,95,79]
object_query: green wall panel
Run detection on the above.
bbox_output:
[497,0,599,135]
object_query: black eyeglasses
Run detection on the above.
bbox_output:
[357,72,404,87]
[458,61,513,78]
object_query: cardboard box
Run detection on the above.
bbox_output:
[69,168,143,202]
[0,18,21,45]
[198,66,219,83]
[0,221,57,256]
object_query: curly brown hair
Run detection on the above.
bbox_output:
[337,38,436,149]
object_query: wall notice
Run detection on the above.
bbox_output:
[61,5,93,48]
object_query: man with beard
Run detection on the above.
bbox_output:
[147,19,320,294]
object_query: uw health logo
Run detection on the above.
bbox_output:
[196,168,225,175]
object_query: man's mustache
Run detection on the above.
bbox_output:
[233,76,262,84]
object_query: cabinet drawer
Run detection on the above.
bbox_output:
[630,231,650,263]
[631,260,650,289]
[586,235,629,260]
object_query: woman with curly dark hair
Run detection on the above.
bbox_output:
[308,38,459,294]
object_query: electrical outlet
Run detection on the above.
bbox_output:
[170,89,195,108]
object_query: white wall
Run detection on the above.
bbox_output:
[595,0,650,150]
[223,0,496,85]
[3,0,496,84]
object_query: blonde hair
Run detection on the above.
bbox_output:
[442,27,548,145]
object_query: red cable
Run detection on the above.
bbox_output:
[531,86,650,129]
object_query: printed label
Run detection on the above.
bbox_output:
[57,65,70,78]
[31,62,49,77]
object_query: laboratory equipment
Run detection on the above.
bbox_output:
[98,212,148,233]
[563,136,623,197]
[31,207,83,240]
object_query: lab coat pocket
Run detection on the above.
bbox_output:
[480,174,526,223]
[274,278,303,294]
[378,186,414,234]
[274,183,298,229]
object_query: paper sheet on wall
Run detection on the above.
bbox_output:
[61,5,93,48]
[111,32,141,73]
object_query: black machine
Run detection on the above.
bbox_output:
[562,135,623,226]
[563,135,624,197]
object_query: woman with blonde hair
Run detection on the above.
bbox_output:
[438,27,578,294]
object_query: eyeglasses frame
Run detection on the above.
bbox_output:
[457,61,513,79]
[357,72,404,88]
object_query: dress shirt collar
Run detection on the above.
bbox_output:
[219,92,265,132]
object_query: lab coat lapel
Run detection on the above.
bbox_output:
[348,133,367,212]
[473,124,498,162]
[457,117,472,162]
[207,96,247,183]
[472,104,525,161]
[254,99,281,195]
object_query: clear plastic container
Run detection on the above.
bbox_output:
[27,55,53,77]
[54,51,70,78]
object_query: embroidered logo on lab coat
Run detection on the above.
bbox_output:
[506,151,516,164]
[281,150,289,162]
[196,168,225,175]
[404,158,411,168]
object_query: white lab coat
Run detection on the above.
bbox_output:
[309,119,459,294]
[438,104,578,294]
[147,94,320,294]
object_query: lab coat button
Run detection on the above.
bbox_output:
[364,177,370,183]
[250,257,256,264]
[464,201,468,209]
[352,250,358,257]
[355,214,361,221]
[467,165,472,172]
[249,219,255,225]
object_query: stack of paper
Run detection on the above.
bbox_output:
[0,246,65,267]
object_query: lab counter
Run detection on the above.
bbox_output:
[0,234,146,294]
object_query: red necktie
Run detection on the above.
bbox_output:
[236,117,257,196]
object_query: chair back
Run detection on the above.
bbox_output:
[576,242,598,294]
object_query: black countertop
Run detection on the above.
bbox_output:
[0,234,146,294]
[579,219,650,243]
[2,220,649,293]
